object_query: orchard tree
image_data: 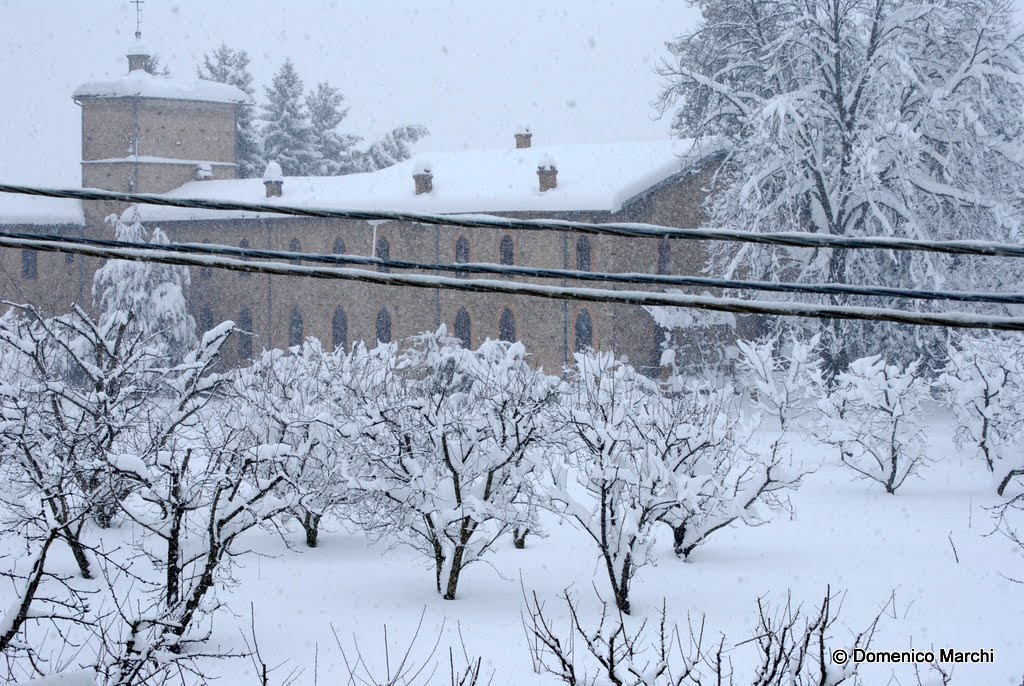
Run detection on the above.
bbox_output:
[656,0,1024,375]
[197,44,263,178]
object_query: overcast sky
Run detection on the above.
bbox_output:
[1,0,1023,186]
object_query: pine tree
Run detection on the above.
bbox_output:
[261,59,320,177]
[142,53,170,77]
[355,124,430,173]
[197,44,264,178]
[92,211,197,365]
[306,82,363,175]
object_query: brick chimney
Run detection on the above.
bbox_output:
[537,157,557,192]
[263,160,284,197]
[413,162,433,195]
[515,128,533,149]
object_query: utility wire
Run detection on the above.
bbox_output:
[5,228,1024,306]
[3,232,1023,332]
[3,183,1024,259]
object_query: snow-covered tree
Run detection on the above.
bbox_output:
[93,211,197,365]
[352,330,555,600]
[197,44,263,178]
[261,59,320,177]
[306,82,364,176]
[817,355,930,494]
[356,124,431,173]
[942,333,1024,495]
[233,340,358,547]
[552,352,688,614]
[656,0,1024,375]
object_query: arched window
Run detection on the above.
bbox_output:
[576,237,591,271]
[238,308,253,360]
[65,251,75,266]
[376,237,390,273]
[574,309,593,352]
[455,308,472,348]
[239,239,251,278]
[498,307,516,343]
[333,238,346,254]
[376,307,393,343]
[499,235,514,266]
[288,238,301,265]
[22,250,37,279]
[332,306,349,352]
[657,237,670,275]
[199,307,214,334]
[289,306,304,348]
[455,236,470,277]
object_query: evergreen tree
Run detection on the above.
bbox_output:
[142,53,170,77]
[261,59,320,176]
[356,124,430,173]
[92,211,197,365]
[306,82,363,175]
[197,44,264,178]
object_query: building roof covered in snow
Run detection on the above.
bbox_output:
[0,190,84,226]
[136,138,721,222]
[73,69,253,106]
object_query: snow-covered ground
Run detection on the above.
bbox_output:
[180,411,1022,685]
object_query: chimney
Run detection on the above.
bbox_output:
[515,127,533,149]
[413,161,433,195]
[263,160,284,197]
[194,163,214,181]
[537,156,557,192]
[127,33,151,73]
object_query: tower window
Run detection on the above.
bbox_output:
[498,307,516,343]
[499,235,514,266]
[455,308,472,348]
[574,309,593,352]
[657,238,670,275]
[288,238,301,265]
[239,239,251,278]
[333,238,346,255]
[376,307,393,344]
[199,307,214,334]
[455,236,470,277]
[200,240,212,280]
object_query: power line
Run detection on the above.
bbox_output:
[3,231,1024,332]
[3,183,1024,259]
[5,228,1024,306]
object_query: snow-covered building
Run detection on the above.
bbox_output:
[0,40,728,373]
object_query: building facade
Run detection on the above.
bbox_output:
[0,42,727,375]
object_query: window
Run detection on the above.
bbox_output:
[199,306,214,334]
[65,251,75,266]
[332,306,349,351]
[289,306,303,347]
[576,236,591,271]
[22,250,37,279]
[288,238,301,265]
[499,235,514,266]
[498,307,516,343]
[574,309,593,352]
[657,237,670,275]
[200,240,212,280]
[333,238,346,254]
[455,236,470,277]
[376,238,390,273]
[238,308,253,360]
[239,239,251,277]
[455,308,472,348]
[376,307,392,343]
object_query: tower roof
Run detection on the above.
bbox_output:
[73,70,253,105]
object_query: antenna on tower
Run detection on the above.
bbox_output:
[131,0,145,40]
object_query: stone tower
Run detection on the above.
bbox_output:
[72,36,252,224]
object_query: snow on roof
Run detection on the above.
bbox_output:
[73,69,253,105]
[137,138,719,222]
[0,190,84,226]
[263,161,284,183]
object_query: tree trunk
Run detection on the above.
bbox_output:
[443,544,467,600]
[303,511,321,548]
[513,527,529,549]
